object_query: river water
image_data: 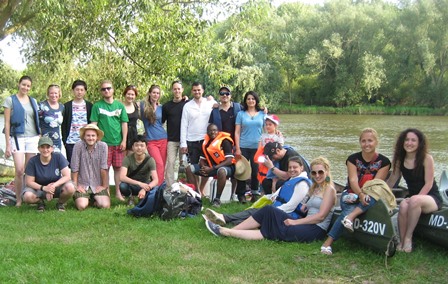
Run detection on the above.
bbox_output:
[1,114,447,185]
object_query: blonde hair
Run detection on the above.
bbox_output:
[359,128,379,142]
[309,156,334,197]
[143,85,161,124]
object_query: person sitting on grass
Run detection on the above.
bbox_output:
[204,155,310,226]
[119,135,158,206]
[205,157,336,243]
[186,124,235,207]
[71,124,110,210]
[22,136,75,212]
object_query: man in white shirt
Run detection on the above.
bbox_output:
[180,82,216,194]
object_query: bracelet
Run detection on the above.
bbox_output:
[40,185,44,191]
[270,166,276,171]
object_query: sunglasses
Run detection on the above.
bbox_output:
[219,91,231,96]
[101,87,112,92]
[311,170,325,176]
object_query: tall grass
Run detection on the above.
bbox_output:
[0,189,446,283]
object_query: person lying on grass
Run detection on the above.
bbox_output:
[205,157,336,243]
[204,155,311,226]
[22,136,75,212]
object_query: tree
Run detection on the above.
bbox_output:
[0,0,35,42]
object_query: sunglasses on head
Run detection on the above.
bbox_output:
[219,91,230,96]
[101,87,112,91]
[311,170,325,176]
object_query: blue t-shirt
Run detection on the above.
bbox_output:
[25,152,69,186]
[141,103,167,141]
[235,110,265,149]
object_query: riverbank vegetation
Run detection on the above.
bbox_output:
[0,191,447,283]
[1,0,447,112]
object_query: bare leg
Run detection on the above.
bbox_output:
[397,199,410,250]
[322,236,335,248]
[199,176,208,196]
[95,195,111,209]
[345,207,364,222]
[232,216,261,230]
[75,197,90,211]
[114,167,125,201]
[58,183,76,204]
[220,216,264,240]
[12,152,26,207]
[185,166,199,193]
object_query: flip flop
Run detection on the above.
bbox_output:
[341,216,354,233]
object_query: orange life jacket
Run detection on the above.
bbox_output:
[202,132,235,167]
[255,146,268,184]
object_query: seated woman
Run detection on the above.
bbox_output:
[205,157,336,243]
[387,128,442,253]
[204,155,310,225]
[320,128,391,255]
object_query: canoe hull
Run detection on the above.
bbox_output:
[414,207,448,249]
[331,200,398,256]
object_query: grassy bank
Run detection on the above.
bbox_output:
[271,104,447,116]
[0,189,446,283]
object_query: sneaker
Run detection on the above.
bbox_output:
[212,198,221,208]
[37,202,46,212]
[56,203,65,212]
[205,208,226,226]
[205,220,222,237]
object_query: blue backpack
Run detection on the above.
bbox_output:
[127,182,166,217]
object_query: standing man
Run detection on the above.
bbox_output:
[90,80,129,201]
[71,124,110,210]
[209,86,241,140]
[185,124,235,207]
[162,80,188,187]
[61,80,93,165]
[180,82,216,195]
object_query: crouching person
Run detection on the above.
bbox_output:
[119,135,158,206]
[22,136,75,211]
[186,124,235,207]
[71,124,110,210]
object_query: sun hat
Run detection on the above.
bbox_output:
[234,156,252,181]
[265,114,280,126]
[38,136,53,147]
[79,124,105,141]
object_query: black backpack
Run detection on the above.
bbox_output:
[127,182,166,218]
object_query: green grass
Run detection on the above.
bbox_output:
[1,189,447,283]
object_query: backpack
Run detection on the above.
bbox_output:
[159,183,202,221]
[0,186,17,207]
[127,182,166,217]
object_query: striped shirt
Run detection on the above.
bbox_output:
[71,140,108,193]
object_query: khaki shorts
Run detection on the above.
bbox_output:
[73,187,109,200]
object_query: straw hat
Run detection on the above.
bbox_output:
[79,124,104,141]
[234,156,252,181]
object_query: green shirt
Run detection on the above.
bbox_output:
[90,99,129,146]
[122,153,156,183]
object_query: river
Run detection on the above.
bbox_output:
[1,114,447,185]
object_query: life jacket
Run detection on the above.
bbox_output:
[209,102,242,131]
[202,132,235,167]
[254,146,268,184]
[9,95,40,135]
[273,176,312,219]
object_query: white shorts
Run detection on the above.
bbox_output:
[9,136,40,154]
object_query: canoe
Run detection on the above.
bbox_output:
[331,198,399,257]
[413,170,448,249]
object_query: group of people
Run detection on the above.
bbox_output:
[3,76,442,254]
[204,128,443,255]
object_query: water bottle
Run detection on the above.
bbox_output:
[342,193,358,203]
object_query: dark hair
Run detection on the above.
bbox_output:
[392,128,428,176]
[122,85,138,98]
[192,81,203,89]
[143,85,161,124]
[288,156,304,167]
[133,134,147,145]
[19,75,32,84]
[72,80,87,91]
[242,91,261,111]
[171,80,182,87]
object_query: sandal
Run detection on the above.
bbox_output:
[402,243,412,253]
[341,216,354,233]
[320,246,332,255]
